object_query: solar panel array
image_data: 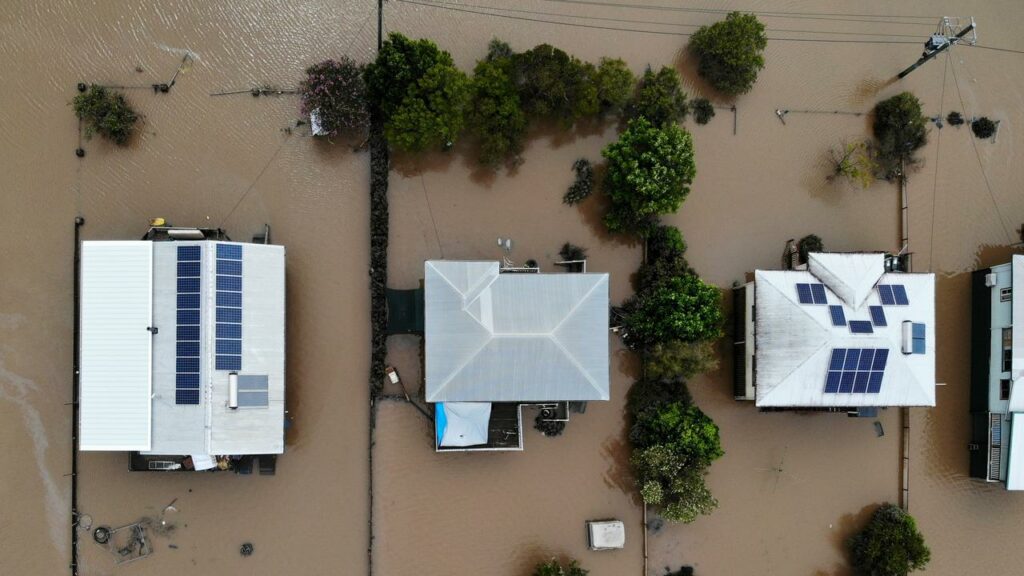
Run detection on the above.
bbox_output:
[215,244,243,371]
[877,284,909,306]
[825,348,889,393]
[911,322,926,354]
[176,246,201,405]
[797,283,828,304]
[869,305,887,326]
[829,305,846,326]
[849,320,874,334]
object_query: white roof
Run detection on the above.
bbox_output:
[424,261,609,402]
[1012,255,1024,383]
[1007,413,1024,490]
[80,240,286,455]
[588,520,626,549]
[754,253,936,407]
[80,242,153,451]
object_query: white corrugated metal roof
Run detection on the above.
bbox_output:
[1006,413,1024,490]
[80,242,153,451]
[754,253,935,408]
[425,261,609,402]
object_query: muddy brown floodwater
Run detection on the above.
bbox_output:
[2,0,1024,575]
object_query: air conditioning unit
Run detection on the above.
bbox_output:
[985,273,997,287]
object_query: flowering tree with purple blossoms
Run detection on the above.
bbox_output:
[299,57,370,137]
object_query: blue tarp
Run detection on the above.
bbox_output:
[435,402,448,447]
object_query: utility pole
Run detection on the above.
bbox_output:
[377,0,384,50]
[898,17,976,79]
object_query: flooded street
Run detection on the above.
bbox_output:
[2,1,1024,575]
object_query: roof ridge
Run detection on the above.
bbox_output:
[550,277,604,335]
[547,334,604,399]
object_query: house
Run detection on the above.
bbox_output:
[424,261,609,451]
[733,252,936,410]
[969,255,1024,489]
[78,230,285,471]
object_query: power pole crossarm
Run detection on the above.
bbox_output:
[897,17,976,79]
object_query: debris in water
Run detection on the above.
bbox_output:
[240,542,254,557]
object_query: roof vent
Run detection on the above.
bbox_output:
[985,273,997,287]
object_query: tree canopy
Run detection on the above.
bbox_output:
[848,504,931,576]
[299,58,369,137]
[602,118,696,235]
[626,66,689,127]
[468,54,526,165]
[594,57,635,115]
[512,44,599,124]
[73,85,138,146]
[645,340,719,381]
[533,558,588,576]
[690,12,767,96]
[872,92,928,179]
[621,273,723,350]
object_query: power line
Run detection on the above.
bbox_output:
[948,59,1014,244]
[928,53,950,270]
[974,44,1024,55]
[540,0,938,25]
[415,0,927,38]
[395,0,926,44]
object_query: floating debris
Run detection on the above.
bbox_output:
[240,542,254,557]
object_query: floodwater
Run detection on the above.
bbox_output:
[2,0,1024,575]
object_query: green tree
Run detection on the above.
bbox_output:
[384,57,471,151]
[594,57,635,115]
[828,141,877,189]
[533,558,588,576]
[469,55,527,166]
[72,85,138,146]
[365,33,446,120]
[626,66,688,127]
[513,44,599,124]
[691,98,715,125]
[690,12,767,96]
[630,401,723,463]
[638,224,693,291]
[602,118,697,235]
[646,340,719,380]
[971,116,997,139]
[299,58,369,137]
[848,504,931,576]
[872,92,928,179]
[621,273,723,350]
[563,158,594,205]
[797,234,824,263]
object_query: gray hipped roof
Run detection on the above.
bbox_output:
[424,261,610,403]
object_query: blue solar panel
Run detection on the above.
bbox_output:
[177,277,200,293]
[177,245,201,261]
[177,293,200,309]
[869,306,887,326]
[177,309,200,325]
[216,339,241,355]
[216,355,242,371]
[216,291,242,307]
[810,283,827,304]
[177,261,201,278]
[177,357,200,373]
[177,325,199,340]
[849,320,873,334]
[216,323,242,339]
[912,322,926,354]
[878,285,895,305]
[217,307,241,323]
[892,285,909,305]
[797,283,813,304]
[177,341,200,357]
[217,244,243,259]
[825,347,889,394]
[217,259,242,275]
[829,305,846,326]
[176,389,201,404]
[176,373,200,388]
[912,322,925,339]
[217,275,242,291]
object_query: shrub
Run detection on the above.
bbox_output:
[513,44,599,124]
[626,377,693,419]
[946,111,964,126]
[534,413,566,437]
[559,242,587,262]
[848,504,930,576]
[594,57,635,115]
[602,118,697,235]
[638,225,692,291]
[630,400,723,462]
[72,85,138,146]
[627,66,688,127]
[971,116,997,139]
[646,340,719,380]
[797,234,824,263]
[384,58,470,152]
[563,158,594,205]
[691,98,715,124]
[299,57,369,137]
[533,558,588,576]
[485,38,514,62]
[827,141,877,189]
[621,273,723,350]
[365,33,446,121]
[469,55,527,165]
[690,12,767,96]
[872,92,928,179]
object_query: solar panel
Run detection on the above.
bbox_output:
[878,285,895,305]
[177,245,200,261]
[892,284,909,305]
[810,283,827,304]
[177,325,199,340]
[216,355,241,371]
[217,307,242,324]
[177,357,200,373]
[177,261,201,277]
[824,347,889,394]
[178,277,200,293]
[869,306,887,326]
[217,243,243,259]
[217,259,242,275]
[215,243,244,372]
[216,291,242,307]
[797,283,813,304]
[177,309,200,325]
[912,322,926,354]
[176,246,202,405]
[217,275,242,291]
[829,305,846,326]
[176,389,200,404]
[216,323,242,339]
[176,373,200,389]
[177,341,200,357]
[216,339,241,355]
[849,320,874,334]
